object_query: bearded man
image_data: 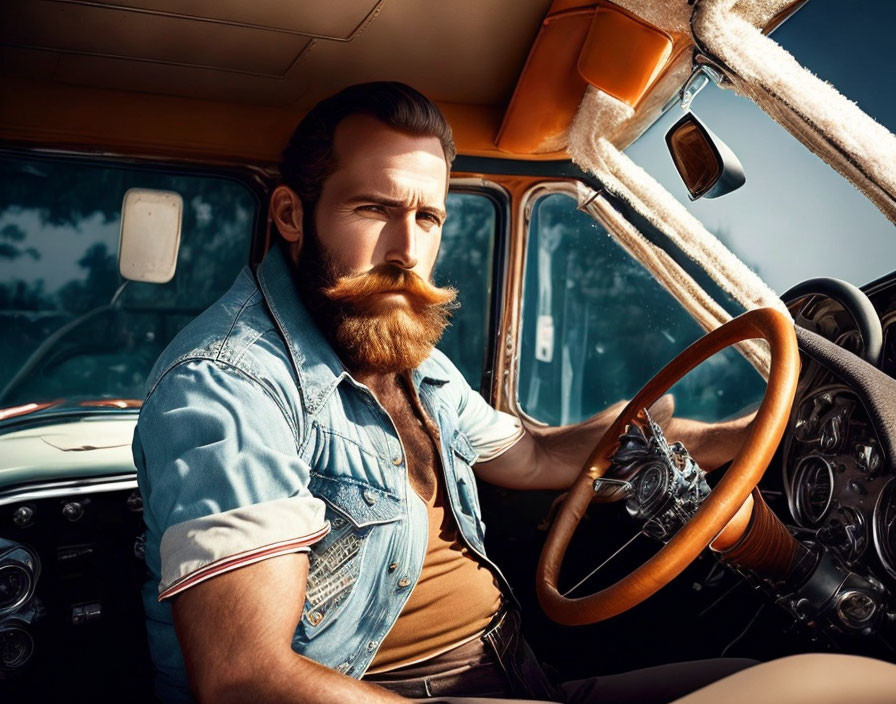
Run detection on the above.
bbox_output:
[133,82,757,704]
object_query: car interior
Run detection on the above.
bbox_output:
[3,0,896,700]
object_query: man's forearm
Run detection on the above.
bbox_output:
[474,398,645,490]
[475,396,753,491]
[665,412,755,471]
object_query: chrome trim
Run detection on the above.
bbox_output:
[791,455,835,527]
[448,177,513,400]
[872,476,896,580]
[449,177,510,195]
[507,181,613,421]
[0,625,34,669]
[0,475,137,507]
[0,564,33,616]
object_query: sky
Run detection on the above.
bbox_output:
[625,0,896,293]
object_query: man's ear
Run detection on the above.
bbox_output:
[270,185,304,246]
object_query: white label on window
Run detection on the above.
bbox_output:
[535,315,554,363]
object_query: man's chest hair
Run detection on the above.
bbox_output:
[368,374,442,502]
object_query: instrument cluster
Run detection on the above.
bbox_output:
[782,385,893,576]
[0,478,151,697]
[781,297,896,590]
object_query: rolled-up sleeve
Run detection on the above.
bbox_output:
[135,360,328,601]
[426,349,524,463]
[457,391,524,464]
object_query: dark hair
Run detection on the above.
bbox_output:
[280,81,456,208]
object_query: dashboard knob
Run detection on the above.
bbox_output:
[61,501,85,522]
[126,490,143,513]
[820,415,843,451]
[11,506,34,528]
[856,443,881,475]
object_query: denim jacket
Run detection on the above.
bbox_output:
[133,243,522,702]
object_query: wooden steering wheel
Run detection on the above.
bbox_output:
[536,308,799,625]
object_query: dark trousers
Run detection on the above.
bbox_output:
[363,609,755,703]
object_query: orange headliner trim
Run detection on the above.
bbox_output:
[0,77,568,164]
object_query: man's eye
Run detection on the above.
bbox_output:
[357,205,387,215]
[417,212,442,227]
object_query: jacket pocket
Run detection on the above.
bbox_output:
[298,476,401,638]
[308,473,402,527]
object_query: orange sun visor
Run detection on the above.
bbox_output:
[496,1,679,155]
[577,5,674,107]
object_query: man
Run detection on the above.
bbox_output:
[133,82,754,704]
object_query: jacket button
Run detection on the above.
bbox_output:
[367,640,378,651]
[392,456,403,466]
[388,562,398,572]
[306,610,323,626]
[362,490,377,505]
[397,577,411,588]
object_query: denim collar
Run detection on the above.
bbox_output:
[255,243,449,415]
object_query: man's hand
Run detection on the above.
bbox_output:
[172,553,406,704]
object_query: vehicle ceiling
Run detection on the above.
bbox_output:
[0,0,552,163]
[2,0,550,109]
[0,0,803,165]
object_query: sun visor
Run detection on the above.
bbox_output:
[495,1,681,156]
[577,6,673,107]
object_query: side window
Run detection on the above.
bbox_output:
[0,155,256,406]
[518,190,764,425]
[435,191,499,391]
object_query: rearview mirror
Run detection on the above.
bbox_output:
[118,188,183,283]
[665,112,745,200]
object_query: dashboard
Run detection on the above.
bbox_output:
[782,381,892,577]
[771,285,896,647]
[0,419,151,699]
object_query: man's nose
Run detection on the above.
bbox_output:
[383,213,418,270]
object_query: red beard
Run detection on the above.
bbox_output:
[320,264,458,374]
[293,229,458,374]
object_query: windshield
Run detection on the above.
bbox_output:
[0,155,258,409]
[626,0,896,292]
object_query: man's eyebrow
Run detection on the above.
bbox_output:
[347,194,446,220]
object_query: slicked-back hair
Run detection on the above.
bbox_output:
[280,82,456,211]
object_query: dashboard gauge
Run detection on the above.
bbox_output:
[792,456,835,526]
[873,478,896,579]
[0,625,34,670]
[0,564,32,612]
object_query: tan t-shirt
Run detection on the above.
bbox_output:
[366,472,502,673]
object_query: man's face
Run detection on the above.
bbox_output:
[313,113,448,284]
[295,114,457,374]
